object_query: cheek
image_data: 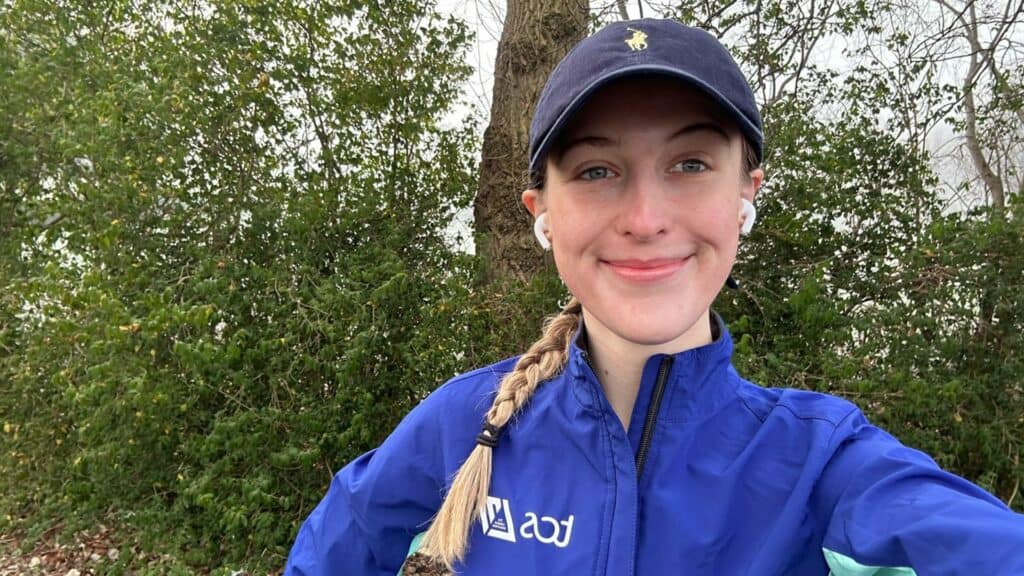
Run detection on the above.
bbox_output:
[547,206,596,249]
[549,219,590,272]
[684,199,740,241]
[547,214,600,287]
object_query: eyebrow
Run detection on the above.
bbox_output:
[557,121,730,159]
[669,121,730,142]
[556,135,617,159]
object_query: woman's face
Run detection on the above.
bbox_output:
[522,78,763,352]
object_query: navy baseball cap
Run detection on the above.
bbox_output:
[528,19,763,180]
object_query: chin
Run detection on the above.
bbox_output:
[611,317,706,348]
[572,279,718,351]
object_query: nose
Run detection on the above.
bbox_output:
[615,172,670,240]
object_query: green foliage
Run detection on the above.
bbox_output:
[0,0,500,570]
[722,92,938,386]
[858,202,1024,502]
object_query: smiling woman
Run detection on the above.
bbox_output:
[522,79,762,427]
[284,18,1024,576]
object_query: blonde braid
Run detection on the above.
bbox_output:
[417,298,583,570]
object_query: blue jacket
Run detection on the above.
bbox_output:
[286,319,1024,575]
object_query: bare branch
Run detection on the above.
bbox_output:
[616,0,630,19]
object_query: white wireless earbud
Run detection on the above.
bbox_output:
[533,212,551,250]
[739,198,756,235]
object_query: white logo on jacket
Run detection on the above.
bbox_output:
[480,496,517,542]
[480,495,575,548]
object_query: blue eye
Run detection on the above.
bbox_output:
[673,159,707,173]
[580,166,614,180]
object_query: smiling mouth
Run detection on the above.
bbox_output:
[602,257,691,282]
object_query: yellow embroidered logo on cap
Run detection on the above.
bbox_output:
[625,28,648,51]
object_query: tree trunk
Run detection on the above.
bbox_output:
[473,0,589,281]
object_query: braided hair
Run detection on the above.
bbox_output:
[418,298,583,569]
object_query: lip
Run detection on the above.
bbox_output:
[602,257,690,282]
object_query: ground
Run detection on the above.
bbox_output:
[0,526,135,576]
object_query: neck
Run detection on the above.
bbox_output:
[582,309,713,430]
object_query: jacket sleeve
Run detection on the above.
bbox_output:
[284,381,473,576]
[817,408,1024,576]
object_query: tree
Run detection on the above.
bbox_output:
[473,0,589,281]
[0,0,480,568]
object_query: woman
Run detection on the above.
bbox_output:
[285,18,1024,575]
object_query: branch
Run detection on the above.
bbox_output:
[616,0,630,19]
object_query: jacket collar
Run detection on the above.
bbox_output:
[567,311,739,424]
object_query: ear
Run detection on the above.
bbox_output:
[743,168,764,203]
[521,188,546,217]
[739,169,764,235]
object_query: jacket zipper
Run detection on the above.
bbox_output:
[582,351,673,478]
[635,356,672,478]
[582,351,673,576]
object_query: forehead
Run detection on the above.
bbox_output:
[557,76,735,141]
